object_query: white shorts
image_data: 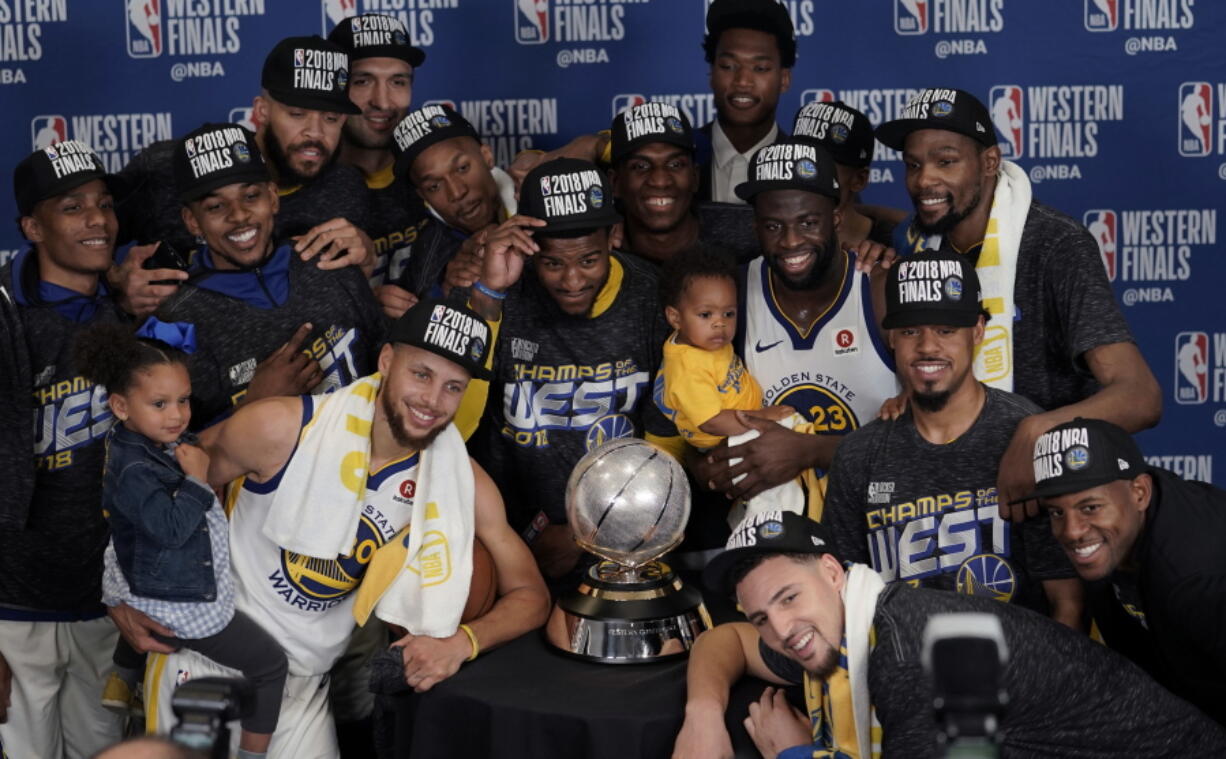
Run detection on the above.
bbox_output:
[143,648,336,759]
[0,617,124,758]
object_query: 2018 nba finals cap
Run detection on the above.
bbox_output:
[1014,418,1148,504]
[875,88,996,151]
[882,250,983,330]
[792,100,875,168]
[261,35,361,115]
[14,141,119,216]
[387,297,493,381]
[518,157,621,235]
[391,105,480,178]
[734,139,840,202]
[174,123,269,203]
[704,511,835,597]
[609,102,695,164]
[328,13,426,68]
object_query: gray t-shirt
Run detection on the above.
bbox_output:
[760,584,1226,758]
[823,387,1072,614]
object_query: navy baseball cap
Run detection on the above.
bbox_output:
[792,100,875,168]
[519,158,621,235]
[391,105,480,179]
[875,88,996,151]
[14,141,121,216]
[174,123,269,203]
[328,13,425,68]
[1014,418,1148,504]
[704,511,835,597]
[610,102,695,164]
[882,250,983,330]
[387,298,493,381]
[735,139,840,202]
[261,35,361,115]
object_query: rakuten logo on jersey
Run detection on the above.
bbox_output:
[893,0,1003,58]
[611,93,715,128]
[987,83,1124,184]
[701,0,816,37]
[1085,208,1214,302]
[1084,0,1192,55]
[321,0,456,48]
[1173,331,1226,407]
[29,112,173,172]
[454,98,558,165]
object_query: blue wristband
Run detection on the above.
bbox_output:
[474,280,508,300]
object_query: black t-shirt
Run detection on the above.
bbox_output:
[0,255,125,615]
[394,217,467,300]
[365,170,428,287]
[823,387,1073,614]
[276,162,371,240]
[1093,468,1226,725]
[760,584,1226,758]
[156,244,386,426]
[471,251,677,528]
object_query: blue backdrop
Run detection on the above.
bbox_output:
[3,0,1222,483]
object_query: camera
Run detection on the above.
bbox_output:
[169,676,253,759]
[921,613,1008,759]
[143,240,192,285]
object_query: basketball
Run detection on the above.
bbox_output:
[462,537,498,622]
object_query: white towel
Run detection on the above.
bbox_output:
[905,160,1031,392]
[841,563,886,759]
[725,413,807,529]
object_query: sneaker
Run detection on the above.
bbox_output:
[101,671,134,713]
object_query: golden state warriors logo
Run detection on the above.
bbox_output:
[776,385,857,434]
[956,554,1015,602]
[1065,445,1090,470]
[585,413,634,451]
[281,514,384,600]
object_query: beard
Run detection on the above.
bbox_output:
[264,128,337,186]
[912,387,953,413]
[914,189,982,236]
[381,390,448,451]
[802,639,840,679]
[766,233,840,292]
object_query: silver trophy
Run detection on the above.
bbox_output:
[545,438,712,663]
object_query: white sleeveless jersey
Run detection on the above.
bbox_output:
[741,252,898,448]
[226,396,419,675]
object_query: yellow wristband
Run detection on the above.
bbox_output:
[458,623,479,661]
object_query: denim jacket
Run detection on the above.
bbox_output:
[102,424,217,602]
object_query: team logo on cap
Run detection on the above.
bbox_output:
[943,276,963,300]
[294,48,305,67]
[336,67,348,88]
[1083,210,1117,281]
[470,336,485,362]
[231,142,251,163]
[989,85,1024,159]
[932,100,954,118]
[515,0,550,44]
[392,28,409,45]
[31,115,67,151]
[794,159,817,180]
[758,521,784,540]
[1084,0,1119,31]
[894,0,929,35]
[1174,331,1209,404]
[184,139,197,158]
[125,0,163,58]
[588,185,604,208]
[830,124,849,144]
[1179,82,1213,157]
[1065,445,1090,471]
[539,176,552,196]
[665,116,684,134]
[430,304,446,322]
[956,554,1015,602]
[429,113,451,129]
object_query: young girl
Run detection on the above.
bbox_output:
[654,248,806,521]
[75,321,287,758]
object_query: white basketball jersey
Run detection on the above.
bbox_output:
[741,252,898,447]
[226,396,419,675]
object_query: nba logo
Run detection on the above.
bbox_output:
[1178,82,1214,157]
[989,86,1024,159]
[800,89,836,105]
[515,0,549,44]
[1084,0,1118,31]
[31,116,67,151]
[321,0,358,35]
[894,0,928,35]
[1174,331,1209,404]
[1083,210,1117,281]
[125,0,162,58]
[539,176,552,196]
[229,107,260,133]
[423,99,458,110]
[611,94,646,118]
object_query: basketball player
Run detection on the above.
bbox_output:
[0,144,125,757]
[672,511,1226,758]
[693,140,897,509]
[822,251,1080,625]
[112,35,376,317]
[108,299,550,757]
[878,88,1161,517]
[466,158,682,580]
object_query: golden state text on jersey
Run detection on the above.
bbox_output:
[500,358,649,449]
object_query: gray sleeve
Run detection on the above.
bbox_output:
[1042,219,1134,364]
[870,652,940,759]
[822,434,872,565]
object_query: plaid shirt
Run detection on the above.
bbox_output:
[102,497,235,640]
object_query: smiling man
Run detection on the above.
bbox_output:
[672,510,1226,759]
[465,158,679,581]
[1025,418,1226,725]
[821,251,1080,626]
[877,87,1161,518]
